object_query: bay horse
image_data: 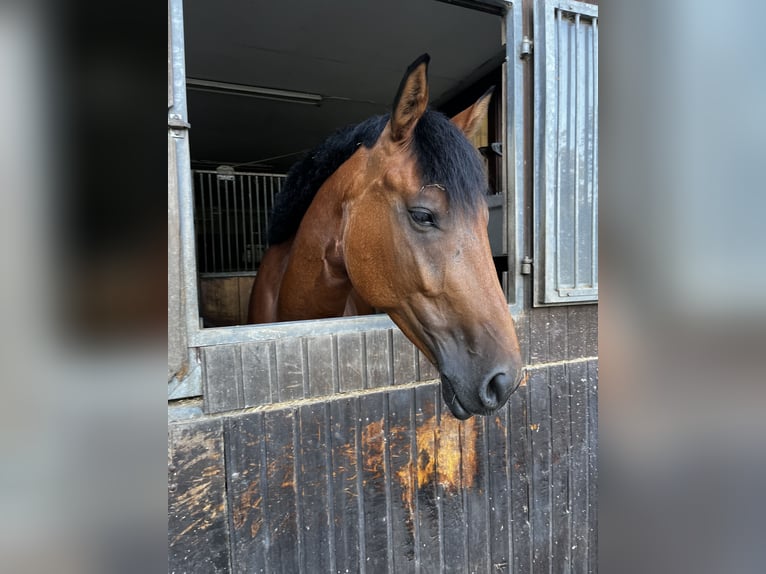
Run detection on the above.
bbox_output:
[248,54,523,419]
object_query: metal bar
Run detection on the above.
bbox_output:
[197,173,208,273]
[591,17,599,287]
[255,175,263,263]
[190,314,397,348]
[573,13,581,287]
[208,172,216,273]
[235,176,242,271]
[215,175,223,272]
[555,8,563,291]
[248,174,255,271]
[224,178,232,272]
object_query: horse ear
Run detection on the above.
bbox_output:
[451,86,495,139]
[390,54,430,143]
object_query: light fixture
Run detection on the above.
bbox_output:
[186,78,323,105]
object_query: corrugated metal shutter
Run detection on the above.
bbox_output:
[535,0,599,304]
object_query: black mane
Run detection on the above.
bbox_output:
[267,109,487,245]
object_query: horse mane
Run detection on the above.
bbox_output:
[267,109,487,245]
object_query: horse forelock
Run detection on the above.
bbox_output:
[267,108,486,245]
[411,109,488,215]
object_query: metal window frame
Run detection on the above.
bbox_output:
[533,0,599,305]
[169,0,525,399]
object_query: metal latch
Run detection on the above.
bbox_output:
[168,114,190,138]
[520,36,532,59]
[520,256,533,275]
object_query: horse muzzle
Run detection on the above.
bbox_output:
[439,365,524,420]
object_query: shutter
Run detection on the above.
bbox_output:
[534,0,599,304]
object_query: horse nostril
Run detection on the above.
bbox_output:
[480,372,515,411]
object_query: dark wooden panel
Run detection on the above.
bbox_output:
[568,360,590,574]
[275,338,305,401]
[586,360,599,574]
[224,413,267,574]
[513,312,531,368]
[388,388,417,571]
[262,409,300,571]
[329,397,363,574]
[296,403,333,573]
[392,328,418,385]
[358,393,389,571]
[567,304,598,360]
[547,306,569,362]
[240,341,273,407]
[529,307,550,365]
[550,364,572,573]
[415,384,442,574]
[509,374,532,573]
[437,410,469,573]
[528,367,552,574]
[465,416,490,573]
[203,345,243,413]
[486,407,511,572]
[306,334,336,397]
[418,349,439,381]
[365,329,392,389]
[168,418,230,574]
[337,331,365,392]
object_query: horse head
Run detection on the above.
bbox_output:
[340,54,523,419]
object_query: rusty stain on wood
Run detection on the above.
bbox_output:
[358,413,477,524]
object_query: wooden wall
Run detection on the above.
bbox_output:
[169,305,598,573]
[199,275,256,327]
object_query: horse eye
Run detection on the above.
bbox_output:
[409,209,436,227]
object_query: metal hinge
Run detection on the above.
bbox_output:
[520,256,533,275]
[168,114,190,138]
[520,36,533,59]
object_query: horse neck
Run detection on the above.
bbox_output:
[276,169,359,321]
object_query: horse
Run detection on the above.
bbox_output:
[248,54,523,419]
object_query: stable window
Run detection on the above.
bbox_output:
[533,0,599,304]
[168,0,523,402]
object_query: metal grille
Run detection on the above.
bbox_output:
[536,0,598,304]
[193,170,285,274]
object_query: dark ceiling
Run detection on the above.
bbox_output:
[183,0,503,173]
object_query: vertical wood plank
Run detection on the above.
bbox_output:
[528,368,552,574]
[263,409,300,572]
[168,419,230,574]
[203,345,243,413]
[329,397,362,574]
[337,331,365,392]
[568,360,589,574]
[275,338,305,401]
[566,305,587,360]
[359,393,389,572]
[306,334,336,398]
[550,364,572,573]
[392,328,418,385]
[415,384,442,574]
[486,406,511,572]
[296,403,333,573]
[465,416,490,573]
[513,312,531,368]
[365,329,392,389]
[240,341,272,407]
[547,306,569,362]
[529,307,551,364]
[418,350,439,381]
[388,388,417,572]
[438,415,468,573]
[509,374,532,573]
[586,360,598,574]
[224,413,266,574]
